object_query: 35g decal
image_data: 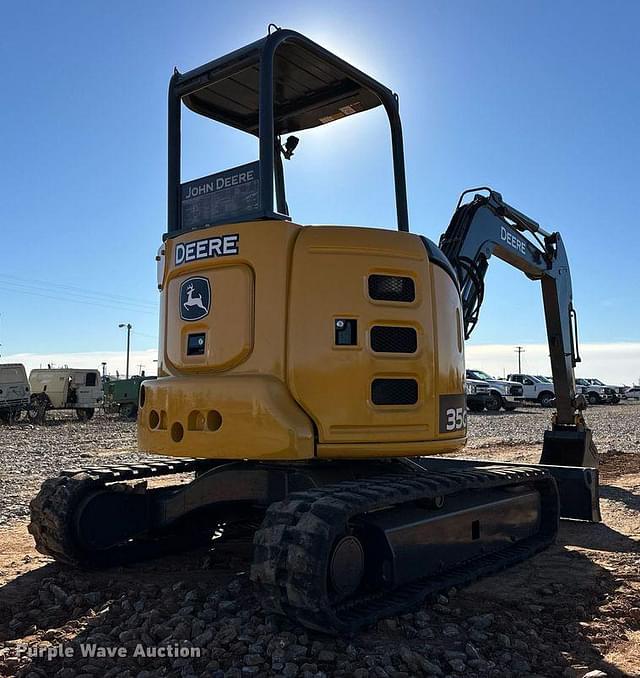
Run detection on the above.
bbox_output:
[445,406,466,431]
[439,394,467,434]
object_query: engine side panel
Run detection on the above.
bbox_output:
[431,265,467,441]
[286,226,466,456]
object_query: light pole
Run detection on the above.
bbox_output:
[118,323,132,379]
[514,345,525,374]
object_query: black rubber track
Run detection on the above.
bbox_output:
[28,458,212,567]
[251,465,559,634]
[29,459,559,633]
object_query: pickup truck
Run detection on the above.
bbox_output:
[507,373,555,407]
[625,385,640,399]
[465,369,524,411]
[586,378,625,403]
[575,378,608,405]
[465,378,492,412]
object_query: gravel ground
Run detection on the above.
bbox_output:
[1,403,637,526]
[0,403,638,677]
[464,402,640,455]
[0,412,149,526]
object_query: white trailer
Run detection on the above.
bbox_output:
[29,368,103,423]
[0,363,30,423]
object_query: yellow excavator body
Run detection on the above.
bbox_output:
[138,220,466,460]
[28,29,599,635]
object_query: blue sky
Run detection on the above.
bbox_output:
[1,1,638,377]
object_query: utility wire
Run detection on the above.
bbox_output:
[0,281,156,313]
[0,273,157,310]
[0,281,157,315]
[132,330,159,340]
[0,280,156,311]
[0,272,157,304]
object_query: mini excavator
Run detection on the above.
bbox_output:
[30,28,601,633]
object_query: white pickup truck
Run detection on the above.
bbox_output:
[507,373,555,407]
[586,378,625,404]
[465,369,524,411]
[575,378,608,405]
[625,385,640,399]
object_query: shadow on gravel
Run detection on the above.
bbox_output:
[0,536,250,643]
[454,537,634,677]
[0,527,635,677]
[600,484,640,511]
[0,562,62,639]
[560,518,640,554]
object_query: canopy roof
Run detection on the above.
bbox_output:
[167,30,409,234]
[178,34,386,135]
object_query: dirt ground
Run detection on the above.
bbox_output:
[0,405,638,677]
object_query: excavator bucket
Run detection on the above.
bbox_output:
[540,426,598,467]
[539,426,600,522]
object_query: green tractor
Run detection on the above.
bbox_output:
[103,375,155,418]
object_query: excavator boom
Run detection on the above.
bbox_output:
[440,189,583,424]
[434,189,599,516]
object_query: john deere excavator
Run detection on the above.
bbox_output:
[29,28,601,633]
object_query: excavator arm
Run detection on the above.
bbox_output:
[438,189,599,505]
[439,188,586,425]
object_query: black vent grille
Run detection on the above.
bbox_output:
[371,378,419,405]
[371,326,417,353]
[509,384,523,396]
[368,275,415,302]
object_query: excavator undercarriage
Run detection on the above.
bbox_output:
[29,28,600,634]
[30,457,560,632]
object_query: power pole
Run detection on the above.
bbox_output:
[514,346,525,374]
[119,323,132,379]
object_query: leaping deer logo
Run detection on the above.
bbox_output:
[180,277,210,321]
[183,283,207,312]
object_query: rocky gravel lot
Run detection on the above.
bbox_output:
[0,413,150,526]
[0,404,638,677]
[463,402,640,456]
[1,404,637,527]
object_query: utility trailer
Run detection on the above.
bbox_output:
[103,375,156,418]
[0,363,30,424]
[29,368,103,424]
